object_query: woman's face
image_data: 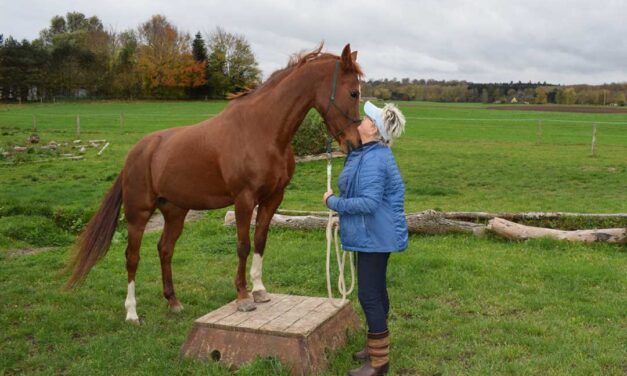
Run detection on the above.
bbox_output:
[357,116,378,142]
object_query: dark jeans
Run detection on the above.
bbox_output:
[357,252,390,333]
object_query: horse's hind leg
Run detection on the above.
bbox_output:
[156,200,188,313]
[251,189,285,303]
[124,205,154,324]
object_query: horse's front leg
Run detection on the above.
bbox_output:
[251,189,285,303]
[234,193,256,312]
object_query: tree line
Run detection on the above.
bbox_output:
[1,12,625,105]
[0,12,261,100]
[361,79,626,106]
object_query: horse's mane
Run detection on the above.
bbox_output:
[228,43,363,100]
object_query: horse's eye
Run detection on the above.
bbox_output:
[350,90,359,99]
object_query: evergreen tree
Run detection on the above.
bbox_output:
[192,32,207,62]
[190,32,209,98]
[0,37,48,100]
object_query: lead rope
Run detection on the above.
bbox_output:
[325,138,355,307]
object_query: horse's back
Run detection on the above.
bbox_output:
[121,109,290,210]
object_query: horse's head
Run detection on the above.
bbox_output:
[316,44,363,154]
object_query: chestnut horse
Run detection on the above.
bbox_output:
[66,44,363,321]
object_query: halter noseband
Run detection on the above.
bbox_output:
[323,60,362,140]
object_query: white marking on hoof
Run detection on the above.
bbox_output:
[125,281,139,322]
[253,289,271,303]
[250,253,267,293]
[169,302,184,313]
[237,298,256,312]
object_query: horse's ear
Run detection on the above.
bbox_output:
[351,51,358,61]
[340,44,354,71]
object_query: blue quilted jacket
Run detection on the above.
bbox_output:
[326,141,408,253]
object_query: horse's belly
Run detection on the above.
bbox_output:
[158,177,233,210]
[154,158,232,210]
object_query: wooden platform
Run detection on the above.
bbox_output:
[180,293,360,375]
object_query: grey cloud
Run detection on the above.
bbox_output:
[1,0,625,84]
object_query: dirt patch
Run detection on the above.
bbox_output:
[145,210,206,232]
[485,105,627,114]
[5,211,206,257]
[6,247,56,257]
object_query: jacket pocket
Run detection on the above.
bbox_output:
[340,214,370,249]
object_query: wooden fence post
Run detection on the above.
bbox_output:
[536,119,542,145]
[590,123,597,157]
[590,123,597,156]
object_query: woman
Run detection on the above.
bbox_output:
[323,101,408,376]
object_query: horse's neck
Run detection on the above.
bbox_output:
[257,66,324,151]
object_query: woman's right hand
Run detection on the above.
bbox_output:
[323,190,334,206]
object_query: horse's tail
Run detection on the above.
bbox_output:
[65,173,124,288]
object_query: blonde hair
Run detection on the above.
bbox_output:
[374,103,406,146]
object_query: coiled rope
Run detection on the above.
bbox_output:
[325,153,355,307]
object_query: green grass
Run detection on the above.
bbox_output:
[1,100,625,215]
[1,211,625,375]
[0,100,626,375]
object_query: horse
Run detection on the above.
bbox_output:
[65,43,364,322]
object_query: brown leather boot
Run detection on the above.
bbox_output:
[347,331,390,376]
[352,347,369,362]
[354,316,388,362]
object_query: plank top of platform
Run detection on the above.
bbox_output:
[195,294,350,337]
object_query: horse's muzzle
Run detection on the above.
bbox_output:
[346,140,355,153]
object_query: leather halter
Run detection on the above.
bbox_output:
[323,60,362,140]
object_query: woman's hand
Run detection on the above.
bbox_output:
[323,190,334,206]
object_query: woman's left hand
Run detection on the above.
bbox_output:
[323,190,334,206]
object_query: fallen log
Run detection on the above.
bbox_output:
[406,211,485,235]
[487,217,626,244]
[294,151,344,163]
[224,210,336,230]
[224,210,625,243]
[273,209,627,222]
[224,209,485,235]
[442,211,627,221]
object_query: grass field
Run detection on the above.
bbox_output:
[0,101,626,375]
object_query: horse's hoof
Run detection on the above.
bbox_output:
[126,317,141,326]
[169,302,184,313]
[253,290,271,303]
[236,299,257,312]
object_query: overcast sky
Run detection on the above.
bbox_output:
[2,0,626,85]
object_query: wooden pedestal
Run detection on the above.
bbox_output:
[180,293,361,375]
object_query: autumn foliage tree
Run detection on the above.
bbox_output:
[136,15,206,98]
[1,11,624,103]
[556,87,577,105]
